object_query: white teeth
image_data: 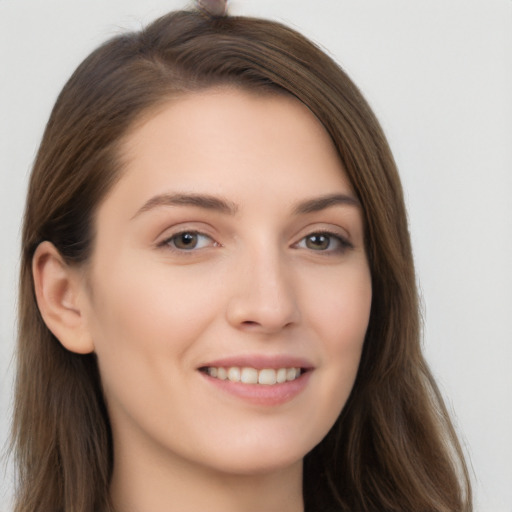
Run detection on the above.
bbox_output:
[227,367,241,382]
[286,368,298,381]
[205,366,302,385]
[276,368,287,383]
[241,367,258,384]
[258,368,277,385]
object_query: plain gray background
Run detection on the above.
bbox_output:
[1,1,511,510]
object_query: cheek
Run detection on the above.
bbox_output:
[307,261,372,350]
[84,258,230,444]
[85,256,225,392]
[89,252,220,339]
[301,263,371,425]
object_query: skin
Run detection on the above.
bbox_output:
[34,88,372,512]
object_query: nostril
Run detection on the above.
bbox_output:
[226,293,300,333]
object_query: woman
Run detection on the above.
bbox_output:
[12,2,472,511]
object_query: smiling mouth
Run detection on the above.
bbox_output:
[199,366,304,385]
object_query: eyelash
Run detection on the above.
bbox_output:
[159,229,353,255]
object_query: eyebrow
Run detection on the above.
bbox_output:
[132,193,239,219]
[293,193,361,214]
[132,191,360,219]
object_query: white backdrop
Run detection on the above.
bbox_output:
[1,1,511,510]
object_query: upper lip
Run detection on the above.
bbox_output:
[198,354,314,370]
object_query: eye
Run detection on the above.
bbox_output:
[296,232,352,253]
[162,231,215,251]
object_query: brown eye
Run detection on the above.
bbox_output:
[305,234,331,250]
[173,232,198,249]
[296,232,352,253]
[164,231,214,251]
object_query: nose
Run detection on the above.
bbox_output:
[225,245,300,334]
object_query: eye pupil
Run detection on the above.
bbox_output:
[306,234,330,250]
[174,232,197,249]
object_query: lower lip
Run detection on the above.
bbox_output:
[200,370,312,406]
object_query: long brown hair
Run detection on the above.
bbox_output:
[12,8,472,512]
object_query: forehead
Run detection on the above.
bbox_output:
[102,87,355,220]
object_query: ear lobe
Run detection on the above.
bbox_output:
[32,241,95,354]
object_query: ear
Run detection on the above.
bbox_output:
[32,241,94,354]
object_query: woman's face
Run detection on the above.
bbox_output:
[81,88,372,476]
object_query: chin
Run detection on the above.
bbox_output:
[189,428,325,477]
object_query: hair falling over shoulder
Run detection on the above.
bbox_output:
[11,6,472,512]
